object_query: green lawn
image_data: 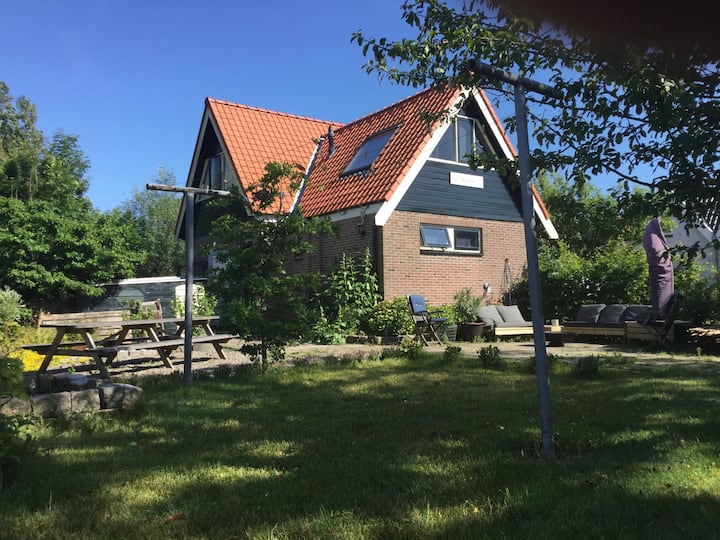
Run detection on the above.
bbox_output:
[2,352,720,539]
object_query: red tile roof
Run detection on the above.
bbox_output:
[207,98,341,213]
[298,85,464,217]
[204,87,539,222]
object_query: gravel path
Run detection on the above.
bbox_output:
[47,337,719,383]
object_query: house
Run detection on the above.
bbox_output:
[179,84,557,306]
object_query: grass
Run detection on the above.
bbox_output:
[2,352,720,539]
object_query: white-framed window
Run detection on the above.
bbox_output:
[420,224,483,254]
[430,115,487,165]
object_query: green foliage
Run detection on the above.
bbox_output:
[443,345,462,362]
[322,249,380,335]
[573,355,602,378]
[120,168,185,277]
[0,355,25,397]
[207,161,336,366]
[0,83,142,308]
[308,307,347,345]
[0,413,36,490]
[169,284,217,318]
[399,335,423,360]
[674,262,720,324]
[0,287,28,325]
[514,238,649,321]
[364,297,414,337]
[352,1,719,249]
[453,287,483,324]
[476,345,505,369]
[525,353,559,374]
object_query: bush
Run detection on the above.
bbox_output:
[476,345,505,369]
[322,249,380,334]
[0,288,28,325]
[525,353,559,374]
[453,288,483,324]
[363,298,414,337]
[573,355,601,378]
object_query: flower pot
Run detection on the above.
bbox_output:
[458,322,486,342]
[442,324,458,342]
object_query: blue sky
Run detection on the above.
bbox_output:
[2,1,610,212]
[2,1,425,211]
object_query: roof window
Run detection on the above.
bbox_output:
[342,127,397,176]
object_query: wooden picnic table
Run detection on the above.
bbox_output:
[26,316,236,379]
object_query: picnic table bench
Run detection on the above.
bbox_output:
[24,315,237,379]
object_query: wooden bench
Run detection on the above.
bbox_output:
[37,310,127,337]
[93,333,236,356]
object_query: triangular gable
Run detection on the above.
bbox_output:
[186,98,341,214]
[298,85,558,239]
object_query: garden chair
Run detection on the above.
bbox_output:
[407,294,446,345]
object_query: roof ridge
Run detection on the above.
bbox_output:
[334,84,463,133]
[206,97,342,127]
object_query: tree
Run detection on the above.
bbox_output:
[0,82,142,308]
[207,162,336,367]
[536,173,649,257]
[352,0,719,245]
[121,167,185,277]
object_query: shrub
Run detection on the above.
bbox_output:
[476,345,505,369]
[0,288,28,325]
[453,288,483,324]
[363,298,414,337]
[525,353,559,374]
[309,308,347,344]
[399,336,423,360]
[322,249,380,334]
[573,355,601,378]
[0,355,25,398]
[443,345,462,362]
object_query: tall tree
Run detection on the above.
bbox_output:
[0,82,142,308]
[207,162,335,367]
[352,0,719,242]
[121,167,185,277]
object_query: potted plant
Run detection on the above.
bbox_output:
[437,304,458,341]
[453,288,484,341]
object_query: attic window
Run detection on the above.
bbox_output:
[342,127,397,176]
[430,115,488,165]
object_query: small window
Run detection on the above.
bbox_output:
[342,127,396,176]
[420,225,451,248]
[420,225,483,254]
[455,228,481,251]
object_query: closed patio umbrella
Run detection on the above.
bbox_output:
[642,217,675,315]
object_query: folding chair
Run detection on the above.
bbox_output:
[408,294,447,345]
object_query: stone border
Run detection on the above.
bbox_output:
[0,373,142,418]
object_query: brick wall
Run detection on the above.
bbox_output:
[379,211,527,306]
[285,210,527,307]
[285,217,375,275]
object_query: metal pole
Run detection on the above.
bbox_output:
[146,183,235,388]
[514,83,555,458]
[183,193,195,387]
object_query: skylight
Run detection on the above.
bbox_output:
[342,127,396,176]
